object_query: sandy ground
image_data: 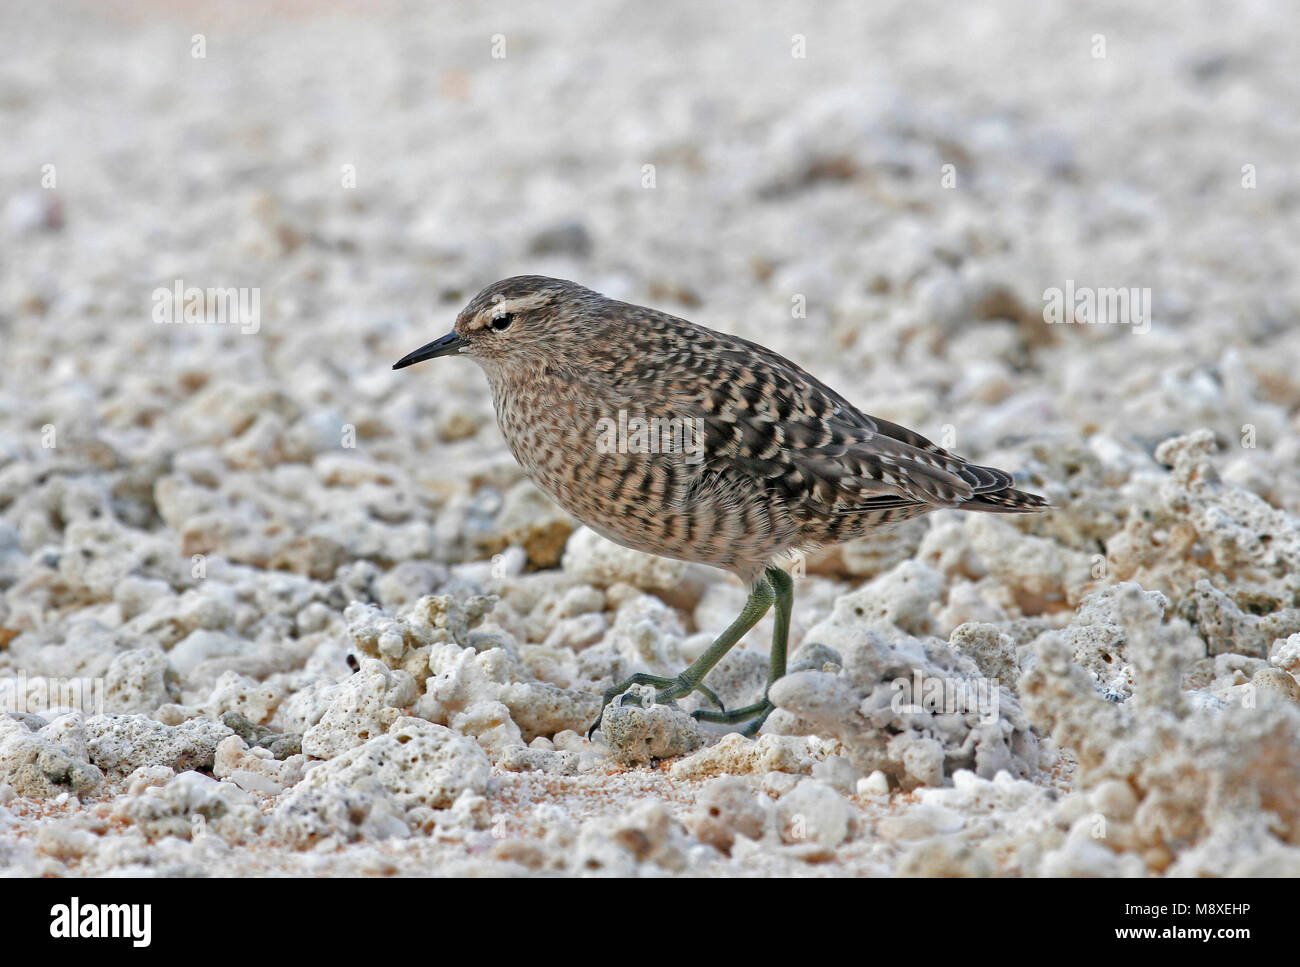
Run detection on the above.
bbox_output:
[2,0,1299,876]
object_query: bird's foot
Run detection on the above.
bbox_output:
[587,673,725,739]
[692,698,775,737]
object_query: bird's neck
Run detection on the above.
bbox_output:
[481,354,606,409]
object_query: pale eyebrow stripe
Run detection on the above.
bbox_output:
[469,291,557,329]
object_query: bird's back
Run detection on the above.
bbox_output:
[489,294,1047,582]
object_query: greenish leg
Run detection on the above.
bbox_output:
[766,564,794,688]
[692,564,793,736]
[587,574,776,739]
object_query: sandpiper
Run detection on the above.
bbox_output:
[394,276,1047,737]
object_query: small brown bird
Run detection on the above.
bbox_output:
[395,276,1047,737]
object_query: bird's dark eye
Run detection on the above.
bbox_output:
[491,313,514,331]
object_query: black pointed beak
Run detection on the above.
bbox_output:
[392,331,465,370]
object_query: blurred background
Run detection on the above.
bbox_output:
[2,0,1299,603]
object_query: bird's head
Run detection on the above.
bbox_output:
[392,275,600,372]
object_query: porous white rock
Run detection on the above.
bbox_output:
[1179,579,1300,659]
[0,715,102,799]
[111,770,263,843]
[599,685,706,766]
[212,735,308,793]
[451,700,525,759]
[669,732,816,779]
[1049,582,1175,699]
[562,527,716,610]
[1271,634,1300,675]
[293,716,490,810]
[413,638,601,741]
[948,622,1019,689]
[1022,595,1300,874]
[776,779,853,848]
[84,714,233,775]
[301,659,418,759]
[768,627,1040,789]
[684,775,770,853]
[271,783,411,845]
[38,711,89,762]
[104,648,174,714]
[168,630,248,679]
[572,801,693,874]
[807,559,945,640]
[497,746,580,775]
